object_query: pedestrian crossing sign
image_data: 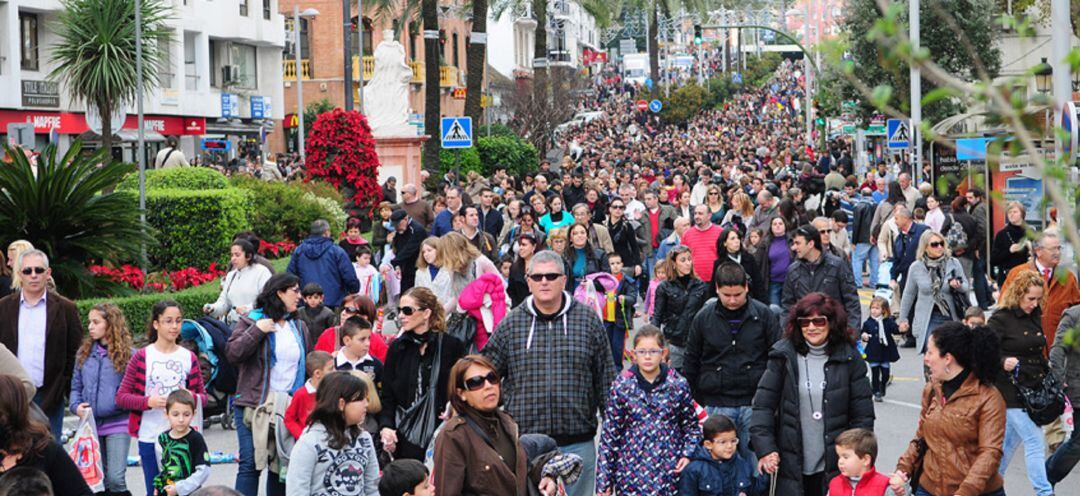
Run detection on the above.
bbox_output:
[441,117,473,149]
[887,118,910,149]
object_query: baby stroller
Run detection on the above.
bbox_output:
[179,317,239,430]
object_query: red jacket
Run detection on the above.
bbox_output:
[314,326,389,362]
[827,468,890,496]
[284,382,316,439]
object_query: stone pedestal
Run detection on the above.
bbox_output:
[374,135,429,199]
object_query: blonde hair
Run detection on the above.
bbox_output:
[999,269,1046,310]
[915,230,950,260]
[548,227,568,247]
[435,232,482,275]
[731,191,754,218]
[8,240,33,290]
[416,237,440,270]
[349,370,382,414]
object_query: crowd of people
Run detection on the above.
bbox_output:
[2,57,1080,496]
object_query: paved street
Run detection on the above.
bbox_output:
[72,291,1080,495]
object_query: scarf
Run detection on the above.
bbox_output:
[872,316,888,345]
[922,255,951,316]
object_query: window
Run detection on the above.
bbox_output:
[184,34,199,91]
[240,0,248,16]
[263,0,271,19]
[20,13,38,71]
[209,39,220,87]
[230,43,257,89]
[158,36,174,88]
[285,19,311,59]
[409,30,417,62]
[452,32,459,67]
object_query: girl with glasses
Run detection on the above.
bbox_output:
[897,231,969,354]
[596,326,701,496]
[379,287,466,462]
[750,292,874,496]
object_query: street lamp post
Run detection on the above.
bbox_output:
[294,6,319,165]
[135,0,146,266]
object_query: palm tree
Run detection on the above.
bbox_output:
[49,0,172,155]
[422,0,442,173]
[0,144,154,298]
[464,0,488,124]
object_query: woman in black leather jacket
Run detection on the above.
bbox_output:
[650,245,709,373]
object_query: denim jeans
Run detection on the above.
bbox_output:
[768,281,783,307]
[705,405,756,466]
[852,243,880,288]
[137,441,159,496]
[916,488,1005,496]
[1047,430,1080,484]
[605,322,628,371]
[234,405,286,496]
[1000,408,1053,496]
[32,391,63,440]
[101,432,131,493]
[560,439,596,496]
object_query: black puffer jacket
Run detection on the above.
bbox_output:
[750,339,875,495]
[650,275,709,347]
[684,298,781,408]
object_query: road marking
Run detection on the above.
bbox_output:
[890,376,922,382]
[883,398,922,409]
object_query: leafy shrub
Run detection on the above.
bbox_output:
[119,167,230,191]
[662,83,711,124]
[289,179,346,206]
[438,147,482,176]
[476,135,540,178]
[77,284,220,339]
[144,188,252,269]
[231,177,346,243]
[484,123,519,138]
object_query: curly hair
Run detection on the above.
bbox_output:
[999,269,1045,310]
[783,292,856,355]
[77,302,133,373]
[401,286,447,332]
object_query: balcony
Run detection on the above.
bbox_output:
[282,59,311,80]
[352,55,376,81]
[551,1,570,18]
[410,61,424,84]
[440,66,459,87]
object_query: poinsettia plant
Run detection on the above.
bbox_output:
[304,109,382,217]
[89,263,225,293]
[258,240,297,258]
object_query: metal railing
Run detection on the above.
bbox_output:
[410,61,424,83]
[282,59,311,80]
[440,66,458,87]
[352,55,376,81]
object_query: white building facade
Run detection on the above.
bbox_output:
[486,0,601,80]
[0,0,285,161]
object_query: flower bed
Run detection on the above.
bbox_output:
[258,240,297,258]
[89,263,225,292]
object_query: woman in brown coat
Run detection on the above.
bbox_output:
[891,322,1006,496]
[433,355,557,496]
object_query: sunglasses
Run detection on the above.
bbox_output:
[929,241,945,248]
[798,316,829,328]
[610,205,625,210]
[528,272,563,282]
[463,371,500,391]
[399,305,422,316]
[342,306,360,314]
[21,267,46,275]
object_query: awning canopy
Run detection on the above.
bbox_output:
[76,129,166,143]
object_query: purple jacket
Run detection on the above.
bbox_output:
[69,343,128,426]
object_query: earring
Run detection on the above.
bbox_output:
[944,365,951,375]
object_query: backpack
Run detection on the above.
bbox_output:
[946,214,968,252]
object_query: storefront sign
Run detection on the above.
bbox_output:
[21,80,60,108]
[284,113,299,129]
[0,110,206,135]
[251,96,271,119]
[221,93,240,118]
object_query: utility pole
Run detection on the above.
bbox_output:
[135,0,146,267]
[1052,0,1071,157]
[910,0,922,180]
[343,0,354,111]
[804,0,813,148]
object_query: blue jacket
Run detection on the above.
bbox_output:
[69,343,128,426]
[287,235,360,307]
[432,208,456,237]
[890,223,929,283]
[678,445,768,496]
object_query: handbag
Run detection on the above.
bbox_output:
[396,334,445,447]
[1010,365,1066,426]
[446,311,478,354]
[907,438,927,492]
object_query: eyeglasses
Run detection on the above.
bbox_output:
[342,306,360,314]
[798,316,829,328]
[21,267,46,275]
[633,349,663,357]
[610,205,625,210]
[399,306,422,316]
[463,371,501,391]
[528,273,563,282]
[928,241,945,248]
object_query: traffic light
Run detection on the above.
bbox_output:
[693,25,703,46]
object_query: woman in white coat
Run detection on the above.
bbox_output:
[204,240,272,324]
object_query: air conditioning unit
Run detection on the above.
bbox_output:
[222,65,240,84]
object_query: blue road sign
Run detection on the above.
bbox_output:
[649,99,663,113]
[732,72,743,84]
[886,118,910,149]
[441,116,473,149]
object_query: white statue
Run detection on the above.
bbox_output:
[364,30,415,137]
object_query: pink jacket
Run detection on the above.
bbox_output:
[458,273,508,350]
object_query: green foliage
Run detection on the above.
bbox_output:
[303,99,337,142]
[77,284,219,339]
[0,143,153,298]
[477,135,540,178]
[230,177,346,243]
[839,0,1001,124]
[706,78,738,108]
[743,52,784,88]
[289,179,346,206]
[484,123,519,138]
[662,83,710,124]
[118,167,229,192]
[144,188,252,269]
[438,147,483,176]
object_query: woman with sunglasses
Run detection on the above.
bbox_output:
[379,287,466,461]
[313,294,388,360]
[750,292,874,496]
[606,199,643,280]
[897,231,969,354]
[433,355,558,495]
[704,186,725,224]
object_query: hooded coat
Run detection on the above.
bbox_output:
[286,235,360,307]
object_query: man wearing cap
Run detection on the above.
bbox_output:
[389,209,427,292]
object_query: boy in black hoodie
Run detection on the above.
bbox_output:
[296,283,337,337]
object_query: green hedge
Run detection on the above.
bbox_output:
[477,135,539,178]
[438,147,482,177]
[231,177,345,242]
[119,167,230,192]
[76,284,220,339]
[145,188,252,268]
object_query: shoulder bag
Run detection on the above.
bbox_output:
[1011,364,1066,426]
[396,334,445,447]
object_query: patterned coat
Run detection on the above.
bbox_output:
[597,365,702,495]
